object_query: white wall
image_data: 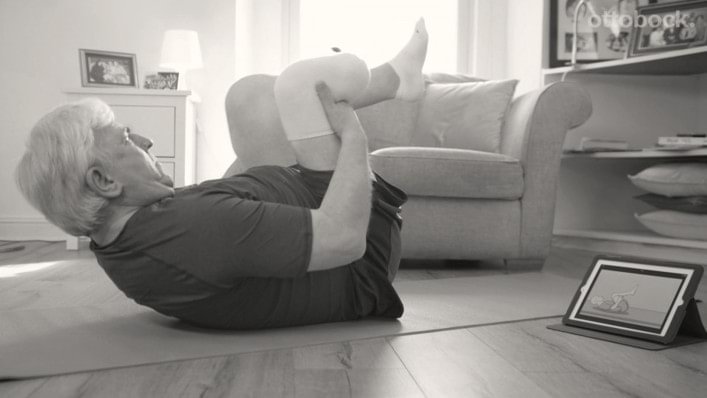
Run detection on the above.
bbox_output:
[0,0,236,239]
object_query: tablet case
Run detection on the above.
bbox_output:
[548,298,707,350]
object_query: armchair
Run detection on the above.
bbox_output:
[223,73,592,269]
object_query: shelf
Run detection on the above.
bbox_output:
[562,148,707,159]
[543,46,707,76]
[63,88,191,97]
[555,229,707,250]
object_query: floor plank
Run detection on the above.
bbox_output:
[469,319,707,398]
[388,329,552,398]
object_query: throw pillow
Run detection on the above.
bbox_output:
[411,79,518,153]
[628,163,707,197]
[635,210,707,241]
[635,194,707,214]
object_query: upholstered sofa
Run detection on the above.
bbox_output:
[223,73,592,269]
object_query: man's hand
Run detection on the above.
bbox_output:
[316,82,364,141]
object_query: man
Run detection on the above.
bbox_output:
[16,20,428,329]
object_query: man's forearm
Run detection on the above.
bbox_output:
[318,127,372,239]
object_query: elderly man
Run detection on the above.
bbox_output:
[15,21,428,329]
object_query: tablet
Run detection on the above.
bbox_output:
[563,255,703,344]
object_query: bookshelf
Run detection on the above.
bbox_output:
[545,45,707,249]
[543,47,707,76]
[562,148,707,159]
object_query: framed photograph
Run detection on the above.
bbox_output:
[144,72,179,90]
[563,255,703,344]
[158,72,179,89]
[628,0,707,57]
[549,1,681,67]
[79,49,138,88]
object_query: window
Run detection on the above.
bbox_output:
[298,0,460,73]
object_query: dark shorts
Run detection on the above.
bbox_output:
[290,164,408,281]
[173,164,408,330]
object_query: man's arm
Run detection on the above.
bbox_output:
[307,83,372,272]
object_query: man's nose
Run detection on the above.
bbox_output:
[130,133,154,151]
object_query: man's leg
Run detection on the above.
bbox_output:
[273,19,428,171]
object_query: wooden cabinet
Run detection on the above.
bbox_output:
[64,88,196,187]
[543,48,707,250]
[63,88,196,249]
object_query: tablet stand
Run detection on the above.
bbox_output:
[548,299,707,350]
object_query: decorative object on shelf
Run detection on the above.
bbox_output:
[550,0,644,68]
[79,49,138,88]
[144,72,179,90]
[160,29,202,100]
[628,0,707,57]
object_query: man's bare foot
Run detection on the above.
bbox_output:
[388,18,428,101]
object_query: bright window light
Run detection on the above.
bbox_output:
[299,0,458,73]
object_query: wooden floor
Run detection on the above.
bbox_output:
[0,239,706,398]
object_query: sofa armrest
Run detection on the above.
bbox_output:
[499,82,592,257]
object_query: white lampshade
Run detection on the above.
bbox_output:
[160,30,203,70]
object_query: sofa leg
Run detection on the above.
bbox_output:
[503,259,546,273]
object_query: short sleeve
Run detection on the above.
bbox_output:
[126,191,313,286]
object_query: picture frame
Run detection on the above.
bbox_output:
[563,255,703,344]
[79,49,138,88]
[144,72,179,90]
[628,0,707,57]
[550,0,632,67]
[548,1,680,67]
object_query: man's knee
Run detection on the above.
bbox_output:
[274,54,370,141]
[275,53,370,102]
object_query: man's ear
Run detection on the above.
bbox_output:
[85,166,122,198]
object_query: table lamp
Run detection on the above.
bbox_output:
[160,29,203,98]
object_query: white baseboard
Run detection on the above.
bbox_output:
[0,217,67,241]
[552,234,707,265]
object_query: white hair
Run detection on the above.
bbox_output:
[15,98,115,236]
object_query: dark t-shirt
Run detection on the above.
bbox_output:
[91,165,406,329]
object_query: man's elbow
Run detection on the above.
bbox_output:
[323,211,368,261]
[339,228,367,263]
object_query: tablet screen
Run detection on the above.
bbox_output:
[569,259,695,337]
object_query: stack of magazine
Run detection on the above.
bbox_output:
[570,137,630,153]
[647,134,707,151]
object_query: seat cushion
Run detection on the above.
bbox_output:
[370,147,524,199]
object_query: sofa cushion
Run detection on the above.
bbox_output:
[628,163,707,197]
[411,79,518,153]
[370,147,524,199]
[357,99,420,152]
[635,210,707,241]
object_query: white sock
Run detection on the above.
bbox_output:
[388,18,428,101]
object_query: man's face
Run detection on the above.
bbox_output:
[93,123,175,206]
